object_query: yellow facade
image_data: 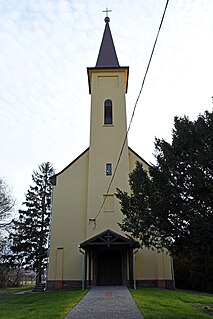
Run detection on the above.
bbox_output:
[87,69,129,238]
[47,17,174,290]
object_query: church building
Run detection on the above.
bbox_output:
[47,16,175,290]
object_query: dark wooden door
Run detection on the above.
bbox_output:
[97,250,122,286]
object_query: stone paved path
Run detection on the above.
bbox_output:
[64,286,144,319]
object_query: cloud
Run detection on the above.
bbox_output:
[0,0,213,205]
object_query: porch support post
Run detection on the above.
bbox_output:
[121,250,128,286]
[84,251,87,288]
[92,251,98,286]
[129,248,134,288]
[133,250,137,290]
[88,250,91,286]
[79,249,85,290]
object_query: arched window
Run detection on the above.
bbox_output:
[104,99,113,125]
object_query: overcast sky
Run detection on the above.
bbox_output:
[0,0,213,208]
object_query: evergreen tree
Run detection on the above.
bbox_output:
[116,110,213,291]
[10,162,54,283]
[116,162,160,250]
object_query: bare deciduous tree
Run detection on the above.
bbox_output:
[0,177,15,229]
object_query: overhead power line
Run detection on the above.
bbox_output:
[93,0,170,223]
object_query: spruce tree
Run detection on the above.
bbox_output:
[116,110,213,291]
[10,162,54,283]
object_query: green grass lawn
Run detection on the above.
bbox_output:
[0,286,88,319]
[0,284,35,296]
[130,288,213,319]
[1,286,213,319]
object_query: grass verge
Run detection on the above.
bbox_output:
[130,288,213,319]
[0,284,34,296]
[0,286,88,319]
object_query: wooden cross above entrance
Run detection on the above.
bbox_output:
[105,231,113,247]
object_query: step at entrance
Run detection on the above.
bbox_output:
[32,282,45,292]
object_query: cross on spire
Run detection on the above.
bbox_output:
[103,6,112,17]
[103,6,111,23]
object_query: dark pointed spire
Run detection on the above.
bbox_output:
[95,17,120,67]
[87,14,129,94]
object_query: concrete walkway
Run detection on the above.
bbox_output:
[64,286,144,319]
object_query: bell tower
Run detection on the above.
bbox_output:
[86,16,130,236]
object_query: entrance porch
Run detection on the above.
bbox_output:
[79,229,135,287]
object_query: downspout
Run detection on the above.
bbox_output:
[78,246,85,290]
[170,256,175,289]
[133,249,138,290]
[45,184,53,291]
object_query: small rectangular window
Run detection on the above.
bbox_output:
[106,163,112,176]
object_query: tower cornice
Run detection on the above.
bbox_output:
[87,66,129,94]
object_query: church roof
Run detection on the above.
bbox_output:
[95,17,120,67]
[50,147,150,186]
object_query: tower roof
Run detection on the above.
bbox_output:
[95,17,120,67]
[87,16,129,94]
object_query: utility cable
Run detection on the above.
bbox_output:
[93,0,170,223]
